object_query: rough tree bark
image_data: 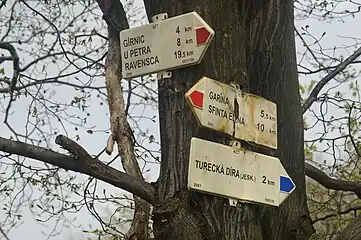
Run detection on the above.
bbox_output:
[144,1,314,239]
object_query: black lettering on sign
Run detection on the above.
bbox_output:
[241,173,255,182]
[260,109,276,121]
[262,176,275,186]
[123,35,145,47]
[229,111,245,125]
[129,46,151,58]
[195,159,225,174]
[174,50,194,59]
[124,56,160,71]
[257,123,265,131]
[195,160,255,182]
[185,26,192,32]
[262,176,266,183]
[123,51,129,59]
[207,105,245,125]
[209,91,229,105]
[208,105,228,119]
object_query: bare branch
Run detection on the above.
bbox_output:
[302,46,361,114]
[0,226,10,240]
[96,0,151,238]
[0,136,156,204]
[0,42,20,90]
[0,79,106,94]
[0,42,20,72]
[305,163,361,198]
[312,205,361,224]
[0,56,13,64]
[298,61,361,75]
[295,28,325,69]
[0,42,21,135]
[347,105,361,158]
[0,0,7,9]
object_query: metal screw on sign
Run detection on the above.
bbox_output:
[151,13,168,22]
[228,198,239,207]
[157,71,172,79]
[230,140,242,148]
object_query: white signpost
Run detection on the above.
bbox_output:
[188,138,295,207]
[120,12,215,79]
[185,77,278,149]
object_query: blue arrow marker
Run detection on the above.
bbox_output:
[280,176,295,193]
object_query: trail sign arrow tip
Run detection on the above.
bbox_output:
[196,27,212,45]
[189,90,204,109]
[280,176,295,193]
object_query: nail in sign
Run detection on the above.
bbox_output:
[120,12,214,79]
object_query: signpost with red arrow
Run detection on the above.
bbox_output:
[185,77,278,149]
[120,12,214,79]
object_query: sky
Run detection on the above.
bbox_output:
[1,1,361,239]
[295,4,361,166]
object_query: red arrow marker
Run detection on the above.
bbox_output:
[196,27,211,45]
[189,90,204,109]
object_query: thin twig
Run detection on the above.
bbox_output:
[302,46,361,113]
[0,226,10,240]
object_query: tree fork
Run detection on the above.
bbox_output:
[144,1,313,239]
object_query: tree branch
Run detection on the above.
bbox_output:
[0,0,7,10]
[0,226,10,240]
[0,136,156,204]
[0,42,20,92]
[0,42,20,72]
[301,46,361,114]
[312,205,361,224]
[96,0,151,239]
[305,163,361,198]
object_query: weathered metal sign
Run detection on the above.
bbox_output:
[120,12,214,79]
[185,77,278,149]
[188,138,295,207]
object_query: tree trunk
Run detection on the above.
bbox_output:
[144,1,314,239]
